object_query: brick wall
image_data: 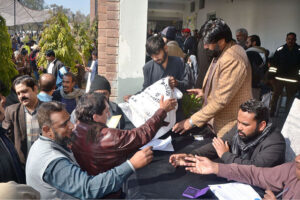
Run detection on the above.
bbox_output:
[97,0,120,101]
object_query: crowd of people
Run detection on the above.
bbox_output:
[0,17,300,199]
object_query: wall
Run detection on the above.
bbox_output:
[183,0,300,54]
[117,0,148,102]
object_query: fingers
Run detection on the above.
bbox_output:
[160,95,164,104]
[225,141,229,148]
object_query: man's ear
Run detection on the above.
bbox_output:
[92,114,99,122]
[34,85,38,94]
[42,125,54,139]
[258,121,267,132]
[164,45,168,53]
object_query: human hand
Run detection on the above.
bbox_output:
[159,95,177,112]
[129,146,153,170]
[84,67,91,72]
[169,76,178,89]
[169,153,195,167]
[263,190,277,200]
[212,137,229,158]
[172,119,193,134]
[185,156,219,175]
[123,95,132,102]
[186,88,203,98]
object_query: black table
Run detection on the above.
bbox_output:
[124,134,229,199]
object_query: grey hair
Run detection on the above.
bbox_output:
[236,28,248,36]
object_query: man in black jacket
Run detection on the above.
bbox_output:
[170,99,285,168]
[269,32,300,116]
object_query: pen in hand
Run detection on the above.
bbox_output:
[276,187,289,198]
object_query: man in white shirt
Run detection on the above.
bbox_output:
[85,50,98,92]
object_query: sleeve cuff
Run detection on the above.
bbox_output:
[126,160,136,172]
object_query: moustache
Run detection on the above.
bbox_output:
[21,97,29,101]
[238,130,246,137]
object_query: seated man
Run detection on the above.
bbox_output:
[52,72,84,114]
[72,92,176,197]
[184,154,300,199]
[170,99,285,168]
[26,101,155,199]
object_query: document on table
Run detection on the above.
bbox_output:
[281,98,300,161]
[140,136,174,151]
[209,182,261,200]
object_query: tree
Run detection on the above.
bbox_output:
[19,0,45,10]
[72,22,93,67]
[38,12,81,72]
[0,15,18,95]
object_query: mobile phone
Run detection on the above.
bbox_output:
[182,186,209,198]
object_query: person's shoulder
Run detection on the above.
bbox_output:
[143,59,154,69]
[169,55,184,63]
[262,125,285,144]
[5,103,22,113]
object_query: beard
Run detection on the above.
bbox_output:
[154,50,168,65]
[52,129,73,148]
[238,125,261,142]
[205,44,222,58]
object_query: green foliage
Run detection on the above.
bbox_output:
[89,19,98,48]
[182,93,203,118]
[0,15,18,95]
[72,22,93,67]
[38,12,81,73]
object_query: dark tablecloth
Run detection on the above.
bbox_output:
[124,133,229,199]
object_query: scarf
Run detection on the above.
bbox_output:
[60,88,84,103]
[231,123,272,160]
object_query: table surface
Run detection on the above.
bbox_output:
[124,133,230,199]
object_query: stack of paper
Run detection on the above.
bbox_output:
[140,136,174,151]
[209,182,261,200]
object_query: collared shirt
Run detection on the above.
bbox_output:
[24,105,40,152]
[37,92,53,102]
[47,60,55,74]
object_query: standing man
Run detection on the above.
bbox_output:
[45,50,65,88]
[173,18,252,137]
[269,32,300,116]
[37,73,56,102]
[85,50,98,92]
[161,26,185,59]
[236,28,248,49]
[2,75,41,164]
[26,101,155,199]
[123,35,190,121]
[182,28,197,55]
[52,72,84,114]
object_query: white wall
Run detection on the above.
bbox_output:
[117,0,148,102]
[183,0,300,54]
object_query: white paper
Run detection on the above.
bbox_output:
[140,136,174,151]
[209,183,261,200]
[118,77,182,139]
[106,115,122,128]
[281,98,300,162]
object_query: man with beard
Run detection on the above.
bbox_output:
[52,72,84,114]
[123,35,190,121]
[172,18,252,137]
[170,99,285,168]
[236,28,248,49]
[2,75,41,165]
[26,101,155,199]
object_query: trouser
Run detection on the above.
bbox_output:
[270,79,298,115]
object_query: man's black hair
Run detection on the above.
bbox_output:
[13,75,37,91]
[202,18,232,44]
[92,50,98,57]
[287,32,296,38]
[240,99,269,124]
[63,72,76,83]
[45,50,55,57]
[146,34,166,56]
[39,74,56,92]
[75,92,107,123]
[249,35,261,46]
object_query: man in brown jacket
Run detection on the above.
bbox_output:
[173,18,252,137]
[2,75,41,164]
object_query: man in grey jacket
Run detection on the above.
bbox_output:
[170,99,285,168]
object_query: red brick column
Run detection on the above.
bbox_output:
[97,0,120,101]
